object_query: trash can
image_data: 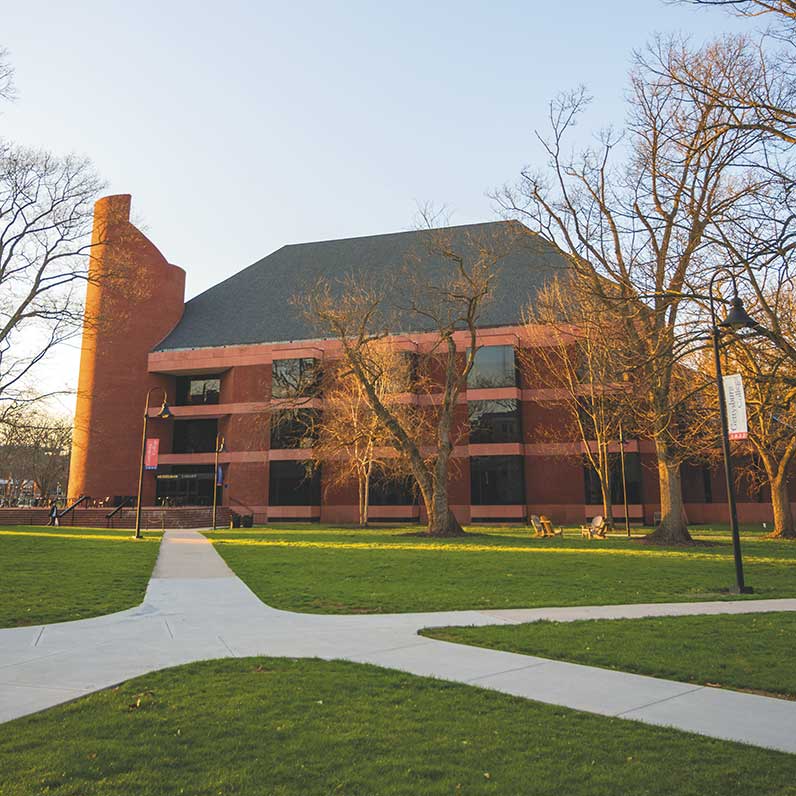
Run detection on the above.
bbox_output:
[231,512,242,528]
[242,514,253,528]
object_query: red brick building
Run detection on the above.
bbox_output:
[68,195,783,526]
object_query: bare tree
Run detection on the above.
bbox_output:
[0,47,15,103]
[678,1,795,20]
[496,37,770,543]
[522,275,632,527]
[0,408,71,502]
[718,286,796,537]
[307,345,421,526]
[301,225,511,537]
[665,2,796,152]
[0,144,104,411]
[0,48,104,414]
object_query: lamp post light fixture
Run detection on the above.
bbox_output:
[134,387,172,539]
[708,270,757,594]
[212,433,225,531]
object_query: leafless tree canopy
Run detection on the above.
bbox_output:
[0,144,103,409]
[300,225,510,536]
[679,1,796,19]
[306,344,423,526]
[496,36,772,542]
[0,48,14,103]
[0,407,71,504]
[523,275,634,527]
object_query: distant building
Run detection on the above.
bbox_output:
[68,195,774,525]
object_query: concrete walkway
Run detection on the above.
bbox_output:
[2,529,796,754]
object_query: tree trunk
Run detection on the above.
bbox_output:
[427,506,465,536]
[363,463,371,528]
[769,474,795,539]
[427,480,465,537]
[598,452,615,529]
[357,472,365,527]
[645,446,692,544]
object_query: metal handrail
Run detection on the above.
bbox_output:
[57,495,88,524]
[105,496,134,527]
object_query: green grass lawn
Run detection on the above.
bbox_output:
[2,657,795,796]
[208,524,796,614]
[0,526,162,628]
[423,612,796,700]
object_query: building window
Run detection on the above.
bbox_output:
[176,376,221,405]
[268,461,320,506]
[270,409,319,449]
[702,466,713,504]
[271,358,321,399]
[468,399,521,443]
[470,456,525,505]
[369,473,417,505]
[172,419,218,454]
[583,452,642,505]
[467,346,518,389]
[382,351,417,393]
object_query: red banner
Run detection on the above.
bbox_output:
[144,438,160,470]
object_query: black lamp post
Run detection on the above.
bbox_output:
[134,387,172,539]
[708,270,757,594]
[212,433,225,531]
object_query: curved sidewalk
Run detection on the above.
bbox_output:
[1,529,795,754]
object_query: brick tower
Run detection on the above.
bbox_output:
[68,195,185,502]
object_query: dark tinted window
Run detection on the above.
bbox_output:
[584,452,642,505]
[271,358,321,399]
[176,376,221,405]
[268,461,321,506]
[369,474,418,506]
[467,346,517,389]
[470,456,525,505]
[270,409,319,449]
[172,419,218,454]
[383,352,417,393]
[468,400,521,443]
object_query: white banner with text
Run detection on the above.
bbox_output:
[723,373,748,440]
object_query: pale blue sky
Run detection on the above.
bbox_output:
[1,0,753,407]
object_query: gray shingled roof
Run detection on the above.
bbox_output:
[154,221,571,351]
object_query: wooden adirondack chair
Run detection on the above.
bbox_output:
[580,515,607,539]
[539,515,563,538]
[529,514,546,537]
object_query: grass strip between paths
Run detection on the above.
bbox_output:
[1,657,795,795]
[422,612,796,700]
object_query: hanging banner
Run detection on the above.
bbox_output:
[216,464,223,486]
[723,374,749,440]
[144,438,160,470]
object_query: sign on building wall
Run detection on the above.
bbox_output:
[723,374,749,440]
[144,438,160,470]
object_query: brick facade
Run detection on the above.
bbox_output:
[67,196,795,527]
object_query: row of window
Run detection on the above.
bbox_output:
[274,453,644,506]
[169,400,523,454]
[172,346,522,407]
[269,401,523,449]
[155,455,644,507]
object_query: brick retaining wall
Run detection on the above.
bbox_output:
[0,507,232,530]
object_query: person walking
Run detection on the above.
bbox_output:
[47,501,59,527]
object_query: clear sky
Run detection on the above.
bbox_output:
[1,0,754,411]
